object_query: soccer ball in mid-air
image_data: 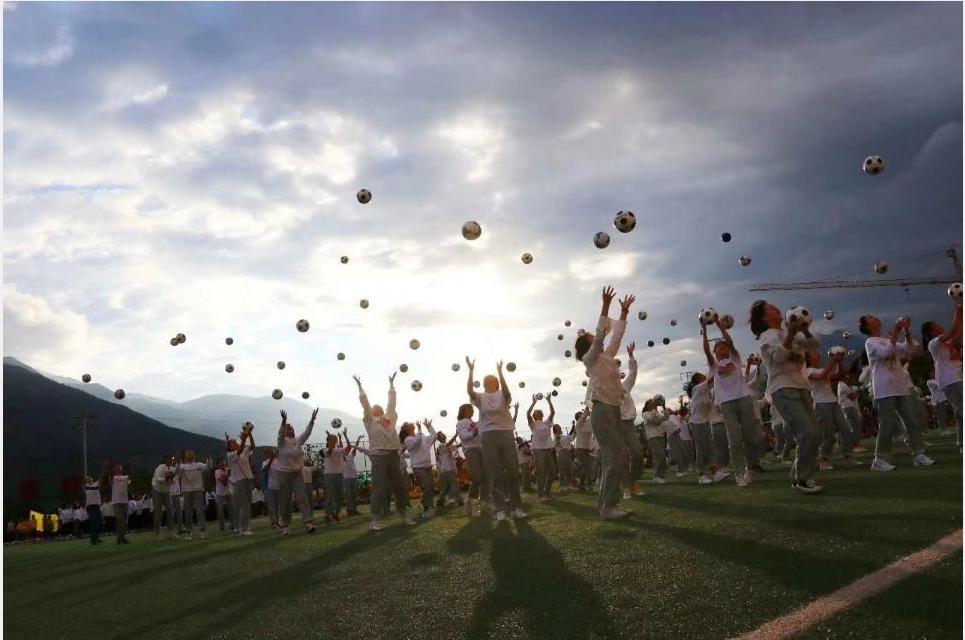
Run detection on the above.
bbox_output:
[302,392,310,399]
[410,380,423,392]
[242,421,254,432]
[564,350,572,358]
[360,299,369,309]
[647,340,655,347]
[337,353,345,361]
[557,334,564,341]
[698,307,719,326]
[331,418,342,429]
[225,364,234,373]
[842,331,852,340]
[739,255,752,267]
[506,362,517,372]
[873,260,889,274]
[462,221,482,241]
[340,256,349,264]
[785,306,812,327]
[177,333,186,344]
[564,320,571,327]
[296,319,310,332]
[518,381,526,388]
[277,361,286,370]
[862,155,885,175]
[399,364,409,373]
[409,339,420,350]
[440,410,448,418]
[581,380,588,387]
[662,338,670,345]
[638,311,648,321]
[824,311,835,321]
[828,346,846,358]
[719,314,735,330]
[357,189,372,204]
[552,377,562,387]
[721,232,732,243]
[114,389,126,400]
[535,393,544,400]
[670,319,678,327]
[680,360,687,367]
[81,373,92,383]
[451,363,460,372]
[551,390,559,397]
[593,232,610,249]
[272,389,283,400]
[613,210,636,233]
[225,337,234,345]
[170,337,179,346]
[949,282,963,301]
[521,252,533,264]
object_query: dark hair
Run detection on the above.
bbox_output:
[858,316,872,336]
[457,403,473,420]
[921,321,939,345]
[574,333,593,361]
[398,422,414,444]
[749,300,770,338]
[686,372,705,398]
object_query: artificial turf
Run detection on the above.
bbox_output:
[4,439,962,640]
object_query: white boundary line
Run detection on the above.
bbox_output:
[731,529,963,640]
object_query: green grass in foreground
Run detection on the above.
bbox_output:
[4,440,962,640]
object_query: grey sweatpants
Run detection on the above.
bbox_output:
[534,449,555,498]
[843,407,862,447]
[647,436,668,479]
[619,419,644,482]
[182,490,207,533]
[721,396,764,474]
[575,448,593,490]
[151,489,174,534]
[170,495,183,532]
[816,402,853,458]
[464,448,485,500]
[668,432,690,472]
[344,477,358,511]
[590,401,626,510]
[945,381,963,447]
[557,449,575,489]
[711,422,730,466]
[231,479,252,531]
[324,473,343,518]
[690,422,713,475]
[771,387,820,483]
[773,422,787,457]
[215,494,232,530]
[265,487,279,525]
[113,503,129,542]
[481,429,522,513]
[278,470,313,527]
[412,467,434,512]
[438,470,463,505]
[370,452,408,519]
[875,394,926,462]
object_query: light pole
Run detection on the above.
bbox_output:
[73,413,97,478]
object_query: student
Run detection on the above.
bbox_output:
[456,405,485,515]
[251,486,265,516]
[227,428,255,535]
[402,419,437,519]
[837,365,866,453]
[324,428,351,523]
[709,395,730,469]
[861,314,935,470]
[572,409,594,491]
[642,399,669,484]
[665,409,691,477]
[466,358,526,521]
[261,449,280,528]
[303,451,317,515]
[618,343,645,496]
[149,455,176,538]
[213,459,232,533]
[702,319,759,486]
[435,431,464,508]
[176,450,210,541]
[575,286,635,519]
[926,377,951,434]
[806,351,855,469]
[517,440,534,494]
[83,476,103,545]
[355,374,413,531]
[527,393,556,503]
[553,424,577,494]
[923,304,963,450]
[751,300,822,493]
[110,463,131,544]
[343,436,362,516]
[687,373,731,485]
[276,409,318,535]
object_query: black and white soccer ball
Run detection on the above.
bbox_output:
[862,155,885,175]
[337,353,345,361]
[698,307,719,326]
[785,306,812,327]
[176,333,186,344]
[272,389,283,400]
[242,421,254,432]
[225,337,234,345]
[670,319,678,327]
[824,311,835,321]
[170,337,179,346]
[473,380,481,388]
[340,256,349,264]
[451,363,460,372]
[277,361,286,370]
[114,389,126,400]
[564,350,572,358]
[461,221,482,241]
[557,334,564,341]
[828,346,846,359]
[535,393,544,400]
[409,339,420,350]
[719,314,735,330]
[81,373,92,383]
[506,362,517,372]
[331,418,342,429]
[552,377,561,387]
[680,360,687,367]
[302,392,310,399]
[399,364,409,373]
[551,390,559,397]
[440,409,448,418]
[593,232,610,249]
[874,260,889,274]
[411,380,423,392]
[296,319,310,332]
[357,189,372,204]
[739,255,752,267]
[521,252,533,265]
[638,311,648,321]
[225,364,235,373]
[647,340,655,347]
[581,380,588,387]
[948,282,963,301]
[518,381,526,388]
[564,320,571,327]
[662,338,670,345]
[721,232,732,243]
[359,299,369,309]
[842,331,852,340]
[613,210,636,233]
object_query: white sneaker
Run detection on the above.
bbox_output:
[792,479,823,494]
[736,473,749,488]
[601,506,631,519]
[651,477,666,485]
[712,470,731,483]
[240,530,253,536]
[913,453,935,467]
[698,475,713,485]
[676,472,686,478]
[511,508,528,519]
[870,458,896,472]
[495,511,509,522]
[184,534,192,541]
[401,515,416,526]
[370,519,384,532]
[281,527,291,536]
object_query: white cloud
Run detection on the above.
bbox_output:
[13,24,74,67]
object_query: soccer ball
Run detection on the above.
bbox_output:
[613,210,636,233]
[581,380,588,387]
[411,380,423,392]
[719,314,735,330]
[564,320,571,327]
[593,232,610,249]
[828,346,846,358]
[409,339,420,350]
[506,362,517,372]
[296,319,310,332]
[551,390,559,397]
[647,340,655,347]
[451,363,460,372]
[824,311,835,321]
[552,377,561,387]
[461,221,482,241]
[340,256,349,264]
[557,334,564,341]
[842,331,852,340]
[277,361,286,370]
[242,421,254,433]
[440,409,448,418]
[518,381,526,389]
[698,307,719,326]
[862,155,885,175]
[331,418,342,429]
[721,232,732,243]
[81,373,91,383]
[359,299,370,309]
[535,393,544,400]
[177,333,186,344]
[225,337,234,345]
[272,389,283,400]
[170,337,179,346]
[874,260,889,274]
[577,328,586,337]
[399,364,409,373]
[357,189,372,204]
[473,380,481,388]
[521,252,533,264]
[785,306,812,327]
[114,389,125,400]
[662,338,670,345]
[847,350,855,357]
[225,364,235,373]
[302,392,310,399]
[680,360,687,367]
[337,353,345,361]
[949,282,963,301]
[739,255,752,267]
[564,350,572,358]
[670,319,678,327]
[638,311,648,321]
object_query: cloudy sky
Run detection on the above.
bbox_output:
[4,2,962,430]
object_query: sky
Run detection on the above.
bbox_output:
[3,2,963,434]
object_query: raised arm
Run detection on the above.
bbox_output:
[546,393,556,423]
[386,372,398,422]
[604,294,634,357]
[943,305,963,343]
[717,318,740,359]
[496,361,511,403]
[465,357,476,400]
[278,410,288,446]
[623,344,638,391]
[296,408,319,446]
[512,402,519,425]
[702,325,715,368]
[526,395,538,426]
[354,376,372,423]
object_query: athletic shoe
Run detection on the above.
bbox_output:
[538,496,551,504]
[370,520,384,532]
[511,508,528,519]
[651,477,666,485]
[736,473,749,488]
[495,511,509,522]
[240,530,253,536]
[306,524,316,534]
[712,470,731,483]
[676,472,686,478]
[913,453,936,467]
[601,506,631,519]
[185,535,193,541]
[851,445,867,453]
[401,516,417,526]
[870,458,896,472]
[819,461,834,471]
[698,475,713,485]
[281,527,291,536]
[792,479,823,494]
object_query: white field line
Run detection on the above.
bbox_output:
[731,529,963,640]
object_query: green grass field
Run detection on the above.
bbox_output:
[5,440,962,640]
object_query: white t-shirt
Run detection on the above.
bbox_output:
[517,447,530,465]
[456,419,481,449]
[323,447,345,475]
[926,379,947,405]
[84,483,102,507]
[759,328,817,393]
[865,337,913,399]
[228,448,253,481]
[437,444,457,473]
[262,460,281,490]
[74,507,88,522]
[214,469,231,496]
[59,508,73,523]
[689,380,713,424]
[574,413,593,449]
[343,451,358,479]
[111,476,130,505]
[713,357,750,404]
[807,368,837,404]
[554,434,576,453]
[676,417,692,441]
[837,382,859,410]
[928,337,963,390]
[665,413,685,437]
[152,464,174,493]
[642,410,667,439]
[252,488,265,504]
[404,427,436,468]
[301,465,314,483]
[530,420,553,450]
[470,391,514,432]
[178,462,209,493]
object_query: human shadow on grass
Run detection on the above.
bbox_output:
[464,518,616,640]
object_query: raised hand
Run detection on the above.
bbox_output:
[618,294,636,313]
[424,419,433,429]
[496,360,504,373]
[389,371,397,385]
[627,342,636,358]
[352,375,362,388]
[465,356,475,370]
[602,286,616,305]
[280,409,288,421]
[310,408,319,422]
